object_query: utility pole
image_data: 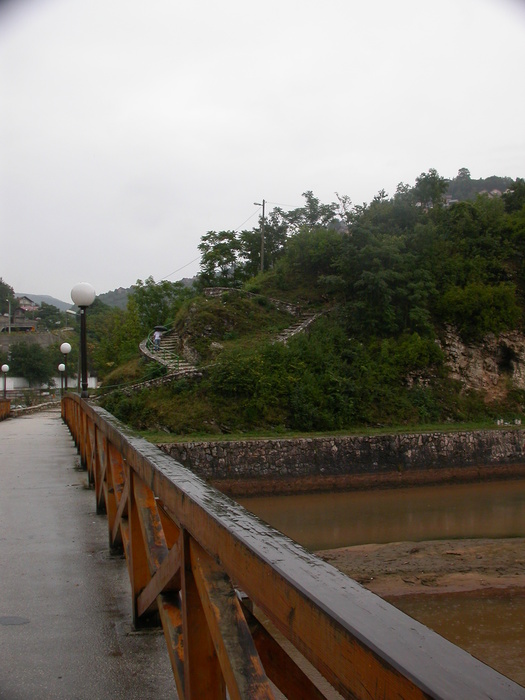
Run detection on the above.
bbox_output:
[254,199,266,272]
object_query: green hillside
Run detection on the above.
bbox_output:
[96,170,525,438]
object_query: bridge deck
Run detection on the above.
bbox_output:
[0,410,176,699]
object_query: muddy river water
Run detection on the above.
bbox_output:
[239,479,525,686]
[238,479,525,549]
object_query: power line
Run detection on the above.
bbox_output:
[160,256,201,281]
[160,206,261,281]
[159,201,284,283]
[266,200,301,208]
[234,208,261,232]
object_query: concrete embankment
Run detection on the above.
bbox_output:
[159,429,525,495]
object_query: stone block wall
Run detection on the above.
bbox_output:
[159,429,525,490]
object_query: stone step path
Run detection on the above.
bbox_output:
[273,312,324,344]
[131,305,324,395]
[140,331,197,375]
[156,332,196,372]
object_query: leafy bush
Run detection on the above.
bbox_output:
[201,320,446,431]
[438,282,521,341]
[8,342,55,387]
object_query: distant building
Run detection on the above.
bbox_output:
[444,194,459,207]
[478,189,503,199]
[0,296,38,332]
[15,296,39,313]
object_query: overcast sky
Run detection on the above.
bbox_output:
[1,0,524,303]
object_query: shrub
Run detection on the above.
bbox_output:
[438,282,521,341]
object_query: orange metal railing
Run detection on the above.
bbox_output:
[61,394,524,700]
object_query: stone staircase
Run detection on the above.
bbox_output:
[273,311,324,344]
[118,304,325,398]
[140,312,324,371]
[98,330,201,398]
[139,330,197,375]
[156,331,196,373]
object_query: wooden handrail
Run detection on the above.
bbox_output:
[61,394,525,699]
[0,398,10,421]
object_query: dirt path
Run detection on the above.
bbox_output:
[318,538,525,598]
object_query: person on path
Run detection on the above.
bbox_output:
[153,329,162,351]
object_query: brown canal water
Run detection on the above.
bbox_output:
[239,479,525,686]
[238,479,525,550]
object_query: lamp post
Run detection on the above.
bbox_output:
[5,299,11,334]
[254,199,266,273]
[58,363,65,398]
[70,283,96,399]
[1,364,8,399]
[59,342,72,392]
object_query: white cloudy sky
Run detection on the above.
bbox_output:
[1,0,524,303]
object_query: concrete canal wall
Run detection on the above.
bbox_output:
[158,429,525,495]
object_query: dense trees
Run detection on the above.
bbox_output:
[413,168,449,208]
[7,342,56,387]
[33,302,66,330]
[237,170,525,347]
[197,192,342,286]
[130,277,193,335]
[437,282,520,341]
[0,278,15,316]
[503,178,525,214]
[448,168,512,201]
[198,231,241,286]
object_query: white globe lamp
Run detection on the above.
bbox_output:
[70,283,96,398]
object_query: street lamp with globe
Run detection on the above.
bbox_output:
[1,364,9,400]
[58,363,66,398]
[59,342,72,392]
[70,283,96,399]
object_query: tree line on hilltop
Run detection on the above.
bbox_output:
[197,169,525,342]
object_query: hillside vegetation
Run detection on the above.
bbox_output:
[94,169,525,438]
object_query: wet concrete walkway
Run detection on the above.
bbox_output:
[0,409,177,699]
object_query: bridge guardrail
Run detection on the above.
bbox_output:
[0,398,10,421]
[61,393,524,699]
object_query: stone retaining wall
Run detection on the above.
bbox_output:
[9,400,60,417]
[158,429,525,494]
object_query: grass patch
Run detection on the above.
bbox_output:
[140,419,522,444]
[173,293,295,361]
